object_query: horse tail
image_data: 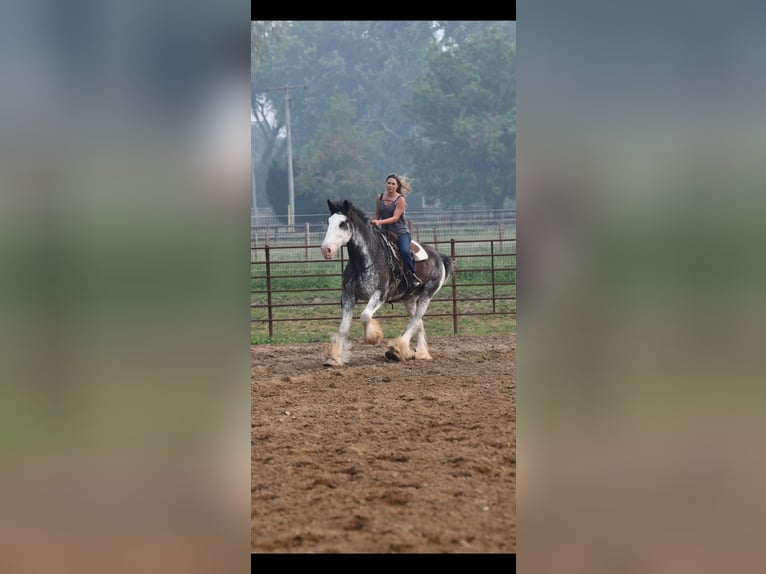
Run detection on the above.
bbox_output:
[441,253,455,281]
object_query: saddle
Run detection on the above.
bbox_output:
[384,231,428,261]
[379,229,434,296]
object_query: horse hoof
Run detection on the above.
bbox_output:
[323,358,340,367]
[384,349,401,362]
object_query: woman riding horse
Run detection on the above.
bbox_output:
[321,199,453,366]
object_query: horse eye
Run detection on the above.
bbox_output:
[339,221,348,228]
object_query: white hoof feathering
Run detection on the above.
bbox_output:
[363,318,383,345]
[387,337,413,361]
[414,346,432,360]
[325,335,351,366]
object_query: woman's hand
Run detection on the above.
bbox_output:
[371,219,380,226]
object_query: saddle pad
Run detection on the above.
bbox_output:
[412,240,428,261]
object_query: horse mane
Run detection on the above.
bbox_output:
[342,201,394,250]
[344,201,370,224]
[329,198,401,283]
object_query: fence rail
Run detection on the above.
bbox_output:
[251,234,516,341]
[251,208,516,248]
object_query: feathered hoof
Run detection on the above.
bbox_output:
[384,338,413,362]
[325,335,350,367]
[414,347,433,360]
[384,348,401,362]
[362,319,383,345]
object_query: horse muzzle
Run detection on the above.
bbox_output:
[321,246,336,260]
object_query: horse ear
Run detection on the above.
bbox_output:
[327,199,337,213]
[342,200,350,213]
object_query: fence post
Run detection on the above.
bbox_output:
[451,239,458,335]
[433,228,438,249]
[305,222,310,259]
[265,245,273,338]
[491,240,496,314]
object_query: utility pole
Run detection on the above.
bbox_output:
[250,107,257,230]
[263,84,305,228]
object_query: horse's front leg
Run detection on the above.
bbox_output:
[324,294,355,367]
[360,291,385,344]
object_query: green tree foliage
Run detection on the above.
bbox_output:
[253,21,516,212]
[251,21,289,77]
[252,21,436,205]
[255,22,433,158]
[435,21,516,48]
[296,94,384,211]
[407,25,516,209]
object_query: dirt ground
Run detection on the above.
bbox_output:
[251,332,516,553]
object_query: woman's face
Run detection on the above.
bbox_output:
[386,178,398,193]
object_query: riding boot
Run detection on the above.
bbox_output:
[409,270,422,288]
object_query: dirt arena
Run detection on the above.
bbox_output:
[251,332,516,553]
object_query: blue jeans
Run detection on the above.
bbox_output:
[397,232,417,275]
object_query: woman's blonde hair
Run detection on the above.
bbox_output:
[386,173,413,196]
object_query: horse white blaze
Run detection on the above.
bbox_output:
[320,213,351,260]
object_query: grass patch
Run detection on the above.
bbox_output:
[251,308,515,345]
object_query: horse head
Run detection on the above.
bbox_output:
[321,199,353,260]
[327,199,349,215]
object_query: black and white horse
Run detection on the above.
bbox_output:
[320,199,454,366]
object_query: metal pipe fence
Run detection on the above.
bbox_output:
[251,208,515,250]
[251,234,516,340]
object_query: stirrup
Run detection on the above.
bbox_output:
[411,274,422,288]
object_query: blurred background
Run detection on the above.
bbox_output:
[519,0,766,572]
[0,0,250,572]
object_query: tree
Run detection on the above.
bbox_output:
[251,21,289,77]
[296,94,384,211]
[265,160,289,224]
[407,25,516,209]
[252,21,437,203]
[251,21,290,213]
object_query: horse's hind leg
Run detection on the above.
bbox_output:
[413,317,432,360]
[410,296,432,359]
[385,296,432,361]
[360,292,384,345]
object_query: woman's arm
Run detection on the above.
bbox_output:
[390,197,406,222]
